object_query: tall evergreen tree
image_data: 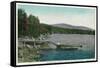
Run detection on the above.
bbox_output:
[18,9,29,37]
[28,15,40,38]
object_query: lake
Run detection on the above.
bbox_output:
[39,34,95,61]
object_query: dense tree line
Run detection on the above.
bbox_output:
[18,9,95,39]
[18,9,34,37]
[18,9,50,38]
[51,26,95,35]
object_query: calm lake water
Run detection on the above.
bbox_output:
[40,49,95,61]
[39,34,95,61]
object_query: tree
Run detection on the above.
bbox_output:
[28,15,40,38]
[23,13,29,36]
[18,9,28,37]
[28,15,41,47]
[39,24,52,40]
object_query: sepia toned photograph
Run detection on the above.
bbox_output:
[11,1,98,66]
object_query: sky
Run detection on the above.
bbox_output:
[17,3,96,29]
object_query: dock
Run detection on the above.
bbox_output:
[18,38,82,50]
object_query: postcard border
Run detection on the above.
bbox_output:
[10,1,98,67]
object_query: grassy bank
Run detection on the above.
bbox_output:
[18,42,51,63]
[18,45,40,63]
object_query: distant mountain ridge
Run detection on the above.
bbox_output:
[52,23,93,30]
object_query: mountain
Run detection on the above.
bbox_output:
[52,23,93,30]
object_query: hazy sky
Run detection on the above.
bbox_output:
[17,3,96,29]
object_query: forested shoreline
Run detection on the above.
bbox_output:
[18,8,95,39]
